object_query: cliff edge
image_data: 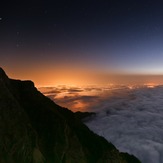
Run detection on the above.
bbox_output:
[0,68,141,163]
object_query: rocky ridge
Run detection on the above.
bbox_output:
[0,68,141,163]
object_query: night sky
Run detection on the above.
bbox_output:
[1,0,163,85]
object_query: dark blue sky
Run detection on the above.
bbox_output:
[1,0,163,85]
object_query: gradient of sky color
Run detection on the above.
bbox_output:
[1,0,163,85]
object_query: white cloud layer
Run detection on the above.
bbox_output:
[40,85,163,163]
[85,86,163,163]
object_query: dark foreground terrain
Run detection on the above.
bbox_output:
[0,68,140,163]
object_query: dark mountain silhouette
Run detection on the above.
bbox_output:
[75,111,96,122]
[0,68,141,163]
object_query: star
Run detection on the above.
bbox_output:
[17,31,20,35]
[16,44,20,48]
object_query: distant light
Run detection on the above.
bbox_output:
[148,85,155,88]
[128,86,133,89]
[144,83,158,88]
[0,18,2,21]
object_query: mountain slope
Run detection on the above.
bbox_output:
[0,68,141,163]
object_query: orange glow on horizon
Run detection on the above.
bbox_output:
[3,65,163,87]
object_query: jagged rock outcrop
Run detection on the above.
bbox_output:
[0,68,141,163]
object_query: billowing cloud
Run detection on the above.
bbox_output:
[40,85,163,163]
[85,86,163,163]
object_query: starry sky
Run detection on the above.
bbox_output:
[1,0,163,85]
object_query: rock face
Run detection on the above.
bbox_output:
[0,68,141,163]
